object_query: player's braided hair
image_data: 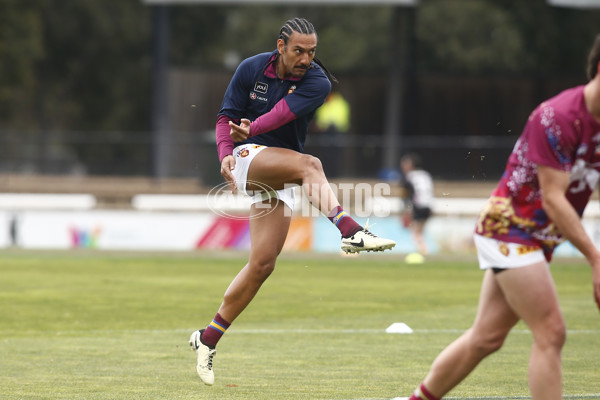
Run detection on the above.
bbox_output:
[277,17,338,83]
[587,33,600,81]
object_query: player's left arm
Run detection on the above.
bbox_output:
[538,165,600,309]
[228,98,295,142]
[232,72,331,138]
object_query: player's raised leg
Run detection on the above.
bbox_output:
[247,147,395,253]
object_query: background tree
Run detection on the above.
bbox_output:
[0,0,598,177]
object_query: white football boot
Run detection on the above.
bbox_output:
[341,229,396,253]
[189,329,216,385]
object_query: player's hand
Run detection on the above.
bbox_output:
[220,155,237,193]
[229,119,250,142]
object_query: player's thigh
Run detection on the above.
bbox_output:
[471,269,519,340]
[248,199,292,262]
[495,261,563,334]
[247,147,315,190]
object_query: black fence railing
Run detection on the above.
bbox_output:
[0,130,517,184]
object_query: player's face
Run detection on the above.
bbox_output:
[277,32,317,79]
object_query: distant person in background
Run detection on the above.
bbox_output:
[400,153,434,262]
[189,17,395,386]
[403,34,600,400]
[315,91,350,135]
[314,91,350,177]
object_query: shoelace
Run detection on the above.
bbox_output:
[362,229,377,237]
[362,218,378,237]
[206,350,215,370]
[193,334,215,371]
[365,218,376,230]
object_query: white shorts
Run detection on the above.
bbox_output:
[473,234,546,270]
[231,144,296,211]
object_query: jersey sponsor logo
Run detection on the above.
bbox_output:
[254,81,268,94]
[249,92,268,102]
[288,85,296,95]
[516,245,539,255]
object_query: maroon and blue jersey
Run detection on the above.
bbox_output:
[475,86,600,261]
[216,50,331,161]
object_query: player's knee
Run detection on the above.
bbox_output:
[535,315,566,350]
[249,258,276,280]
[302,154,324,176]
[550,323,567,350]
[470,330,507,356]
[257,261,275,280]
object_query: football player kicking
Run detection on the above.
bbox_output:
[189,17,395,386]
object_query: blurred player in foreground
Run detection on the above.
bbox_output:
[400,153,434,263]
[404,34,600,400]
[189,17,395,386]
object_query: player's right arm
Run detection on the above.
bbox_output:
[220,154,236,193]
[215,57,256,190]
[537,165,600,310]
[527,103,600,309]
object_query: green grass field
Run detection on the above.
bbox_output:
[1,250,599,400]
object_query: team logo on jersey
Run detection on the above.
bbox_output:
[240,149,250,158]
[287,85,296,95]
[249,92,268,102]
[254,81,268,94]
[499,242,509,257]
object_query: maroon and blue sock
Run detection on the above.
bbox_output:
[409,383,440,400]
[327,206,362,238]
[200,313,231,348]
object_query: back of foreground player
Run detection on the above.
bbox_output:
[188,17,395,386]
[402,33,600,400]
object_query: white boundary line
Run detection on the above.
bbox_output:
[15,327,600,336]
[224,328,600,335]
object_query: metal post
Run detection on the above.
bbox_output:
[151,5,171,178]
[382,6,415,173]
